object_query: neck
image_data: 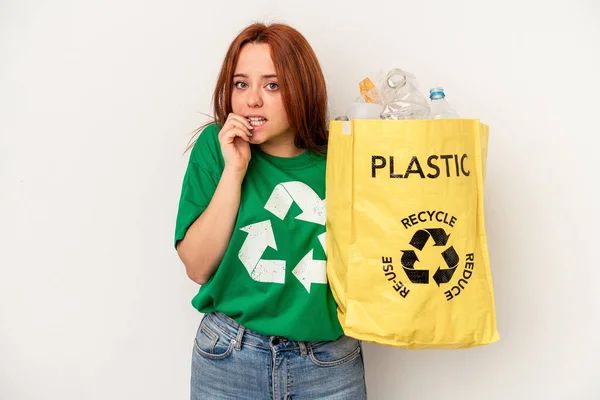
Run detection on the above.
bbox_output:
[258,131,306,157]
[259,142,306,158]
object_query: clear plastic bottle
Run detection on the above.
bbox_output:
[380,69,430,120]
[428,87,459,119]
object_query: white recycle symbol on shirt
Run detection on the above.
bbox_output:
[237,181,327,293]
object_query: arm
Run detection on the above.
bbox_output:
[176,114,252,284]
[176,167,245,285]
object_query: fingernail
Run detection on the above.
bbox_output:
[248,130,253,136]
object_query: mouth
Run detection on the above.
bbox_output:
[246,116,268,128]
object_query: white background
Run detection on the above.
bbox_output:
[1,0,599,399]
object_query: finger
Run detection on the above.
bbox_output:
[223,114,254,130]
[219,124,251,146]
[220,119,252,138]
[219,121,252,143]
[228,119,253,135]
[221,126,251,143]
[227,113,253,130]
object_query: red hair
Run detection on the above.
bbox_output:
[188,23,328,154]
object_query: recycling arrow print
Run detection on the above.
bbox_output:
[432,246,460,286]
[292,232,328,293]
[238,220,285,284]
[402,227,457,285]
[427,228,451,246]
[292,250,327,293]
[264,182,325,225]
[401,250,429,284]
[318,232,327,256]
[409,228,451,250]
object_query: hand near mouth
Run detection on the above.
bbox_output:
[218,113,253,175]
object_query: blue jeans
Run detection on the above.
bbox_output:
[191,312,367,400]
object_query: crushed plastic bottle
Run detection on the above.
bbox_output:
[428,87,459,119]
[380,69,430,120]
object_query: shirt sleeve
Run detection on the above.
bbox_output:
[174,124,224,249]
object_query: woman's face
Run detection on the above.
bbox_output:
[231,43,296,149]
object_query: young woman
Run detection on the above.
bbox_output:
[174,23,367,399]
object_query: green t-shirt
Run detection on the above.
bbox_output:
[174,124,343,342]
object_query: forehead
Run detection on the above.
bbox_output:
[234,43,276,75]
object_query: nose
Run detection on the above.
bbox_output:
[247,86,263,108]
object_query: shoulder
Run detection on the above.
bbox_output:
[306,151,327,169]
[189,123,224,168]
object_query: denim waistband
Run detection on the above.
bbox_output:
[204,311,310,354]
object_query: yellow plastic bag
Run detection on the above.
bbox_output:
[326,119,499,349]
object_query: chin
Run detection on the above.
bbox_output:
[250,130,277,145]
[249,134,267,145]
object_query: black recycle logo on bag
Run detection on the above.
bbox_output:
[401,228,459,286]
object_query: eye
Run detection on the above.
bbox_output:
[234,81,248,89]
[266,82,279,90]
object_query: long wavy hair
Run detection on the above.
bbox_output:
[187,23,328,155]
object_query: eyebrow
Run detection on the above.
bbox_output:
[233,73,278,79]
